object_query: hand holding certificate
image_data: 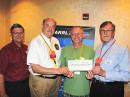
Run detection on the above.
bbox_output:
[68,60,93,71]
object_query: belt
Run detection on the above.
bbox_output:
[37,75,57,79]
[92,78,124,85]
[63,92,88,97]
[5,79,29,83]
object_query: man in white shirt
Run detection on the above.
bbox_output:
[27,18,70,97]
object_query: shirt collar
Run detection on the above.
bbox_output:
[40,32,52,46]
[41,33,51,42]
[102,39,116,47]
[11,41,24,50]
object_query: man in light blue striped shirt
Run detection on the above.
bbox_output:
[87,21,130,97]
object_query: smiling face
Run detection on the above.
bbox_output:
[71,27,84,46]
[42,18,56,38]
[99,23,115,43]
[11,27,24,44]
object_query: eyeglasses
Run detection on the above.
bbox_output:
[12,32,24,35]
[100,30,113,33]
[71,33,83,36]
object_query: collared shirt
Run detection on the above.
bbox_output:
[27,33,61,75]
[0,41,29,81]
[94,39,130,82]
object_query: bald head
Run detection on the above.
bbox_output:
[70,26,84,47]
[43,18,56,26]
[42,18,57,38]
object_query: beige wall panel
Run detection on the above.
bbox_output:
[0,0,10,48]
[10,0,130,50]
[1,0,130,96]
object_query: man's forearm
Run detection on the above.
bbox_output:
[31,64,69,75]
[0,74,6,96]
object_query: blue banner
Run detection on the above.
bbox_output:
[54,25,95,48]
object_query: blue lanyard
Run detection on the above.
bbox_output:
[100,40,116,58]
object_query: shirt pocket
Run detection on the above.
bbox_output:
[104,57,112,65]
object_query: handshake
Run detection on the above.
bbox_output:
[56,66,74,78]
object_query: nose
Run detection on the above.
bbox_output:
[75,34,78,37]
[103,31,108,35]
[49,27,54,31]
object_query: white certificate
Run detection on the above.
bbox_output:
[68,60,93,71]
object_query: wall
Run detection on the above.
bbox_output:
[8,0,130,49]
[0,0,130,96]
[0,0,10,48]
[9,1,130,97]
